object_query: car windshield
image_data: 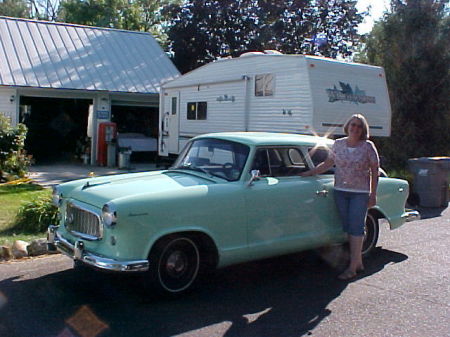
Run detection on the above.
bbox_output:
[171,138,250,181]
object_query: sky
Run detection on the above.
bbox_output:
[357,0,390,34]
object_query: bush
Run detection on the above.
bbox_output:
[0,115,31,182]
[12,195,58,233]
[386,169,413,185]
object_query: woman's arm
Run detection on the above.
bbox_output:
[301,157,335,176]
[367,141,380,208]
[368,164,379,208]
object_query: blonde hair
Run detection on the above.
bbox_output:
[343,114,370,140]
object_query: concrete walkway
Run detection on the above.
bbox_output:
[28,163,160,187]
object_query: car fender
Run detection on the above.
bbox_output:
[144,225,220,261]
[370,205,406,230]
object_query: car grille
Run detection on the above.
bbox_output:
[65,203,103,240]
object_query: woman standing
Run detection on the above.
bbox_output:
[301,114,380,280]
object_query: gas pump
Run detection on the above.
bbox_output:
[97,122,117,166]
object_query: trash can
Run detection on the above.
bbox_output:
[107,142,117,167]
[408,157,450,207]
[118,149,132,169]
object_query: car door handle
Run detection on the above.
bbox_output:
[316,189,328,197]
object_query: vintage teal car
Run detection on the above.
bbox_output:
[48,132,419,293]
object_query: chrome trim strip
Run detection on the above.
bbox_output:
[48,228,149,272]
[402,209,421,222]
[69,230,100,242]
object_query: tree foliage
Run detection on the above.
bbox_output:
[362,0,450,168]
[164,0,365,73]
[58,0,181,44]
[0,0,30,17]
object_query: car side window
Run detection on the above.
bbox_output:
[252,149,271,176]
[308,146,335,174]
[252,147,309,177]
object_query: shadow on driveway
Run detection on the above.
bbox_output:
[414,205,448,220]
[0,248,407,337]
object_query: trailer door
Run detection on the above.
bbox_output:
[167,93,180,154]
[160,92,180,156]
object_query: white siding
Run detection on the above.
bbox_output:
[0,87,18,125]
[178,80,247,135]
[172,55,315,137]
[307,57,391,137]
[247,57,313,134]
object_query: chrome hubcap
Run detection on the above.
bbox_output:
[166,250,188,277]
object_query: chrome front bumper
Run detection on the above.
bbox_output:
[402,209,421,222]
[47,225,149,272]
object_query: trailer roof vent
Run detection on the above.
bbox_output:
[240,51,265,57]
[263,50,283,55]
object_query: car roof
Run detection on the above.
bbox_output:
[193,132,334,147]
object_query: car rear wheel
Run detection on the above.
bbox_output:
[362,213,379,257]
[148,235,201,294]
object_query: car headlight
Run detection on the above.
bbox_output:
[52,186,62,206]
[102,203,117,227]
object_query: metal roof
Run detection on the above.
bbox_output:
[0,16,180,93]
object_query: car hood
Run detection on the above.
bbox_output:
[66,170,217,208]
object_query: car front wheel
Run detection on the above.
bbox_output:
[148,235,201,294]
[362,213,379,257]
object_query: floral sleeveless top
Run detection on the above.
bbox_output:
[330,138,379,193]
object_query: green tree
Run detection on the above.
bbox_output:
[58,0,180,44]
[59,0,141,30]
[0,0,30,17]
[164,0,365,73]
[363,0,450,168]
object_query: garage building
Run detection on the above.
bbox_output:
[0,16,179,164]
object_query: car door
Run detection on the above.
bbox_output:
[244,147,342,260]
[302,145,343,236]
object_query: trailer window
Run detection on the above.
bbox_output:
[187,102,207,120]
[255,74,275,96]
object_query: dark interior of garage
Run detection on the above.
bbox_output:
[111,105,159,162]
[111,105,158,137]
[20,97,91,163]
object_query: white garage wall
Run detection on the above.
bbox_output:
[0,87,18,125]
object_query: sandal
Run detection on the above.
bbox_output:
[338,269,357,280]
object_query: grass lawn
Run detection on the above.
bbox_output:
[0,183,51,246]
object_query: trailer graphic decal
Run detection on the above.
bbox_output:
[326,82,376,104]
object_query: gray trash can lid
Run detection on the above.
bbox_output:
[408,157,450,169]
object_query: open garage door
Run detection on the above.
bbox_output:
[20,97,92,163]
[111,104,159,162]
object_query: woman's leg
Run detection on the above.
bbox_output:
[348,234,364,272]
[338,192,369,279]
[333,190,350,234]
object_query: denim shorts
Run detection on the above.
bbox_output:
[334,189,370,236]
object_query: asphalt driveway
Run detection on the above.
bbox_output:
[0,206,448,337]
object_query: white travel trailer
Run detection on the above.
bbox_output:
[159,52,391,156]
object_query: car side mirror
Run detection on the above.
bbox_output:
[247,169,261,186]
